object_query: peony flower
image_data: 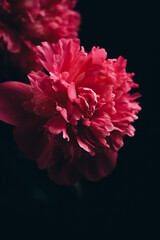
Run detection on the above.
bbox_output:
[0,0,80,72]
[0,38,141,185]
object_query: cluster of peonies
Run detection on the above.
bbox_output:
[0,1,141,184]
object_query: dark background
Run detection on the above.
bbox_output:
[0,0,159,239]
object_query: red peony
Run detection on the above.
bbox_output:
[0,38,141,184]
[0,0,80,72]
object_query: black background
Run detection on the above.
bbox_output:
[0,0,159,239]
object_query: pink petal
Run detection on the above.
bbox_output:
[89,46,107,64]
[0,23,21,53]
[78,148,118,181]
[13,119,54,170]
[68,82,77,102]
[45,115,69,140]
[77,136,95,155]
[0,82,33,126]
[37,42,62,73]
[37,38,81,74]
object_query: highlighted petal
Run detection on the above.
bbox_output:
[68,82,77,102]
[45,115,69,140]
[77,136,94,154]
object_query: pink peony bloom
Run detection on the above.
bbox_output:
[0,38,141,185]
[0,0,80,72]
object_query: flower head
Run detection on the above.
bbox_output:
[0,38,141,184]
[0,0,80,72]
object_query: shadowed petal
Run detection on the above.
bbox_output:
[48,158,82,185]
[0,81,33,126]
[13,119,54,169]
[78,148,118,181]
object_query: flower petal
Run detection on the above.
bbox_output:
[0,81,33,126]
[78,148,118,181]
[68,82,77,102]
[45,115,69,140]
[13,119,54,170]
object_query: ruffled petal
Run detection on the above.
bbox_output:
[45,115,69,141]
[37,38,81,74]
[0,81,33,126]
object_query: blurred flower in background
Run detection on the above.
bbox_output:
[0,38,141,185]
[0,0,80,72]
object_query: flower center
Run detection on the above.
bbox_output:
[74,87,98,118]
